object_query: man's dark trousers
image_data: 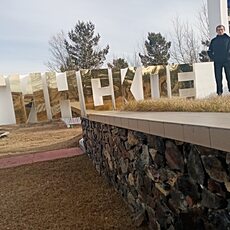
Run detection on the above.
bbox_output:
[214,62,230,95]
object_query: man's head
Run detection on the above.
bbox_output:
[216,25,225,35]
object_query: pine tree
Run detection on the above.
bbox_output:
[65,21,109,70]
[112,58,129,69]
[199,40,210,62]
[139,32,171,66]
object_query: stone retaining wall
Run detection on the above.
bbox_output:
[82,118,230,229]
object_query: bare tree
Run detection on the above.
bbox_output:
[128,52,142,67]
[170,17,200,64]
[45,31,72,72]
[197,0,210,43]
[197,1,210,62]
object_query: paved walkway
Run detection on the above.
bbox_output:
[0,147,84,169]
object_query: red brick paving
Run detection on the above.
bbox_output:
[0,147,84,169]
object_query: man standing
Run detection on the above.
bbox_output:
[208,25,230,95]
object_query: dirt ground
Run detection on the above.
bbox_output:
[0,155,143,230]
[0,120,82,155]
[0,121,145,229]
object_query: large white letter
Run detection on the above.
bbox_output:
[91,69,116,108]
[0,76,16,125]
[207,0,229,38]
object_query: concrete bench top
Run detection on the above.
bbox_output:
[87,111,230,152]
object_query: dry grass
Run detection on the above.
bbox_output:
[0,121,82,155]
[122,95,230,112]
[0,155,142,230]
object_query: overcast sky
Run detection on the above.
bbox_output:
[0,0,203,75]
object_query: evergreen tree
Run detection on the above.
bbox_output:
[139,32,171,66]
[107,58,129,69]
[199,40,210,62]
[65,21,109,70]
[112,58,129,69]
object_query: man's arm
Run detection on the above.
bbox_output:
[207,40,214,61]
[227,37,230,58]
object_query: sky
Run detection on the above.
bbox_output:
[0,0,203,75]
